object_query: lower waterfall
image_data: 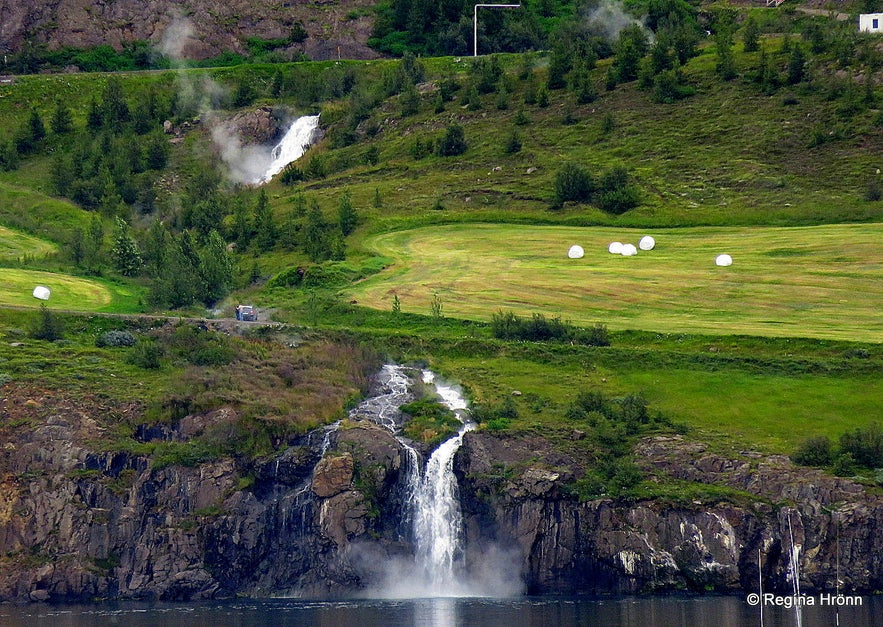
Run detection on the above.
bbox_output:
[348,365,519,598]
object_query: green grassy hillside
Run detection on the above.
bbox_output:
[0,5,881,476]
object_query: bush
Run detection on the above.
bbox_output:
[596,165,640,214]
[839,423,883,468]
[29,304,63,342]
[791,436,835,466]
[95,330,137,348]
[436,124,467,157]
[128,338,163,369]
[553,163,594,206]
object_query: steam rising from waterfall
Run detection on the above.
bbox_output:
[583,0,648,41]
[157,14,317,185]
[158,11,195,60]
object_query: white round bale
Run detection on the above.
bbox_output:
[567,245,584,259]
[608,242,624,254]
[638,235,656,251]
[32,285,51,301]
[715,254,733,267]
[621,243,638,256]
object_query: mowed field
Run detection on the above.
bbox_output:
[348,223,883,342]
[0,226,57,260]
[0,268,113,310]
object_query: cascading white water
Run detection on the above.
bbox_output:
[346,365,520,598]
[254,114,320,184]
[412,371,475,591]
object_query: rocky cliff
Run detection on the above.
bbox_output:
[0,397,880,602]
[0,0,379,61]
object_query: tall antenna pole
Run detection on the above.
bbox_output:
[473,4,521,56]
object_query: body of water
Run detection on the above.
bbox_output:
[1,596,881,627]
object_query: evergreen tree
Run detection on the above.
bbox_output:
[0,141,19,172]
[87,97,103,130]
[400,81,420,117]
[742,16,760,53]
[29,107,46,143]
[715,32,737,81]
[110,217,143,276]
[101,77,130,128]
[338,190,358,236]
[50,100,74,135]
[68,228,85,266]
[153,232,199,308]
[15,108,45,153]
[230,197,253,249]
[504,129,522,154]
[787,45,806,85]
[547,42,571,90]
[436,124,467,157]
[132,99,153,135]
[571,59,598,104]
[30,303,64,342]
[303,200,331,262]
[612,25,649,84]
[85,214,105,273]
[252,188,277,251]
[145,133,169,170]
[144,219,170,277]
[198,230,234,305]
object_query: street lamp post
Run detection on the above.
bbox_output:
[473,4,521,57]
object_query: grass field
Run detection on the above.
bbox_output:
[0,268,143,312]
[346,223,883,342]
[430,353,883,454]
[0,225,57,261]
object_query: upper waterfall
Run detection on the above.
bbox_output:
[254,114,320,184]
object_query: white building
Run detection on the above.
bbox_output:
[859,13,883,33]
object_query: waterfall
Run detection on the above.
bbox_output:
[412,371,475,591]
[254,114,320,184]
[349,365,477,596]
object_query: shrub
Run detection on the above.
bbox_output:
[504,130,522,154]
[128,338,163,369]
[29,304,63,342]
[832,452,856,477]
[436,124,467,157]
[553,162,594,206]
[597,165,640,214]
[839,423,883,468]
[95,330,137,348]
[280,163,304,185]
[791,436,835,466]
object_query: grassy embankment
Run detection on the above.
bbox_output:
[0,20,881,465]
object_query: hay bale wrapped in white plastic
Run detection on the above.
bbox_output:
[608,242,624,254]
[639,235,655,251]
[32,286,51,301]
[621,243,638,256]
[567,245,584,259]
[715,254,733,267]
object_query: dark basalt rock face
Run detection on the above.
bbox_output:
[0,407,880,602]
[455,433,883,596]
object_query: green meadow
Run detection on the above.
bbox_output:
[347,223,883,342]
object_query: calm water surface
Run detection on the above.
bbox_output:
[1,596,881,627]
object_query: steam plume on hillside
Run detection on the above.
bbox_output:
[156,13,276,185]
[582,0,648,41]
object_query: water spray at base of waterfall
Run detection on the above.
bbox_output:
[348,366,524,599]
